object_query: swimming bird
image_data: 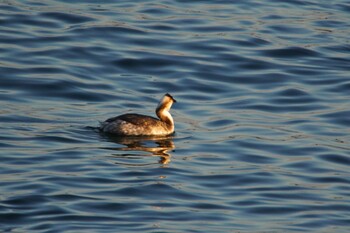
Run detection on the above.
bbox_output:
[100,93,176,136]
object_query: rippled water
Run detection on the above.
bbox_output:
[1,0,350,232]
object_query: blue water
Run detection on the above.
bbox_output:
[1,0,350,232]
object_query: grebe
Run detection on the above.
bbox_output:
[100,93,176,136]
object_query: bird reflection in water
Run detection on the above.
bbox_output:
[100,135,175,165]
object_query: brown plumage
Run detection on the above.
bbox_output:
[100,93,176,136]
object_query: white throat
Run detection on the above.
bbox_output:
[155,94,175,132]
[159,109,173,124]
[156,107,173,124]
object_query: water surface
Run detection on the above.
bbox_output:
[1,0,350,232]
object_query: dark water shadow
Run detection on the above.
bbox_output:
[99,132,175,165]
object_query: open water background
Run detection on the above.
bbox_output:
[1,0,350,232]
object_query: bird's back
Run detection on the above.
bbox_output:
[100,113,172,136]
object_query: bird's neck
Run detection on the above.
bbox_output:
[156,109,174,129]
